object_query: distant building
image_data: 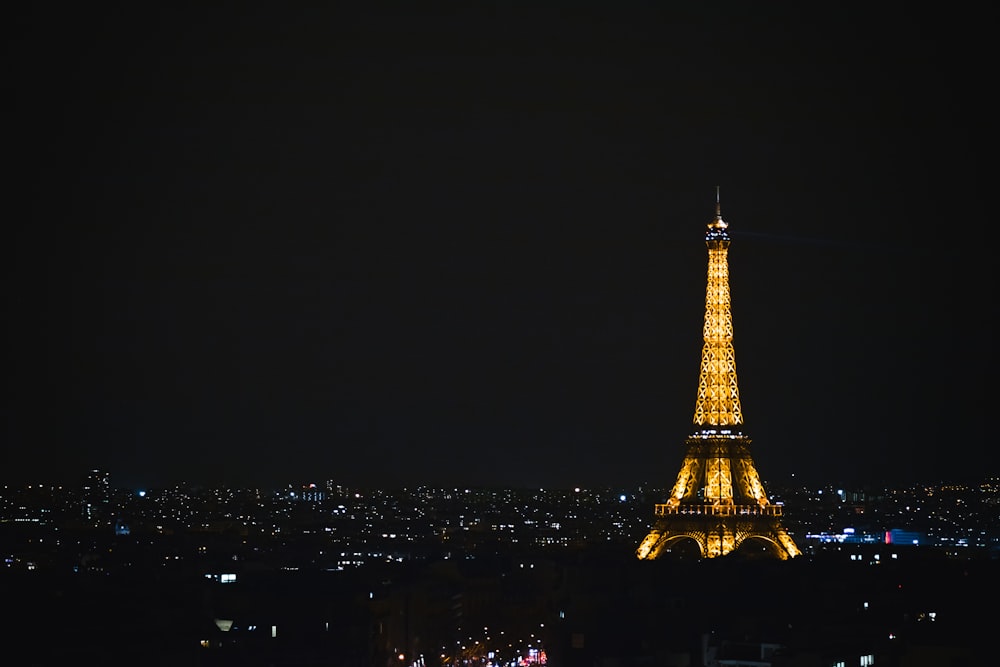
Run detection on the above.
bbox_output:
[885,528,926,546]
[82,468,111,525]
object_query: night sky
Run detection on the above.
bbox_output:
[5,5,992,490]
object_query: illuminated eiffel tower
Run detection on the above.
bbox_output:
[636,190,801,560]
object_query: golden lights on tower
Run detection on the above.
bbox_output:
[637,190,800,560]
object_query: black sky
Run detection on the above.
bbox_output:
[4,4,993,490]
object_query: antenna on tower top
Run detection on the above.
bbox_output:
[707,186,728,235]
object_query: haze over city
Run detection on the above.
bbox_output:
[5,5,991,491]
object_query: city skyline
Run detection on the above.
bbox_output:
[5,6,992,491]
[6,466,996,665]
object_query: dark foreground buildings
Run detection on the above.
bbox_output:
[3,483,997,667]
[3,471,997,666]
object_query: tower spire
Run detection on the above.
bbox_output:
[694,188,740,427]
[707,185,728,238]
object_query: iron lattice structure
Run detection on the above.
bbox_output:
[637,195,800,560]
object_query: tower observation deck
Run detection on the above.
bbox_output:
[636,191,801,560]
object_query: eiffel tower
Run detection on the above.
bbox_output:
[636,190,801,560]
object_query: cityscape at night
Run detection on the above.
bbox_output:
[2,470,999,664]
[5,3,995,665]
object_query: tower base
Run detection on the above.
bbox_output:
[637,509,800,560]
